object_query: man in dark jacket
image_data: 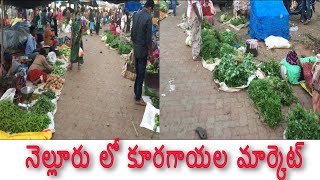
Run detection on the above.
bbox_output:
[131,0,154,106]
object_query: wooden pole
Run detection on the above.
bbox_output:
[1,0,4,63]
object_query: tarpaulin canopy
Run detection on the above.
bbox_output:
[4,0,56,9]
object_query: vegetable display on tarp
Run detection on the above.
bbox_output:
[213,53,256,87]
[31,95,55,115]
[259,58,281,77]
[118,41,133,55]
[248,77,296,128]
[285,104,320,139]
[144,86,159,109]
[0,100,51,133]
[230,17,247,27]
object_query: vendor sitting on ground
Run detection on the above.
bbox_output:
[109,20,117,35]
[27,48,53,86]
[25,25,40,61]
[0,53,26,96]
[44,22,58,50]
[202,0,216,24]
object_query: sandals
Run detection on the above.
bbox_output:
[195,127,208,139]
[135,99,146,106]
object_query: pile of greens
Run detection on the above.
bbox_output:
[154,113,160,132]
[118,41,133,55]
[160,0,168,13]
[146,64,159,74]
[200,29,221,60]
[31,95,55,115]
[110,37,121,49]
[268,76,297,106]
[213,53,256,87]
[0,100,51,133]
[105,32,117,44]
[144,86,159,109]
[52,63,65,76]
[60,45,71,58]
[42,90,56,100]
[220,30,245,47]
[259,58,281,77]
[54,61,65,66]
[248,79,283,128]
[230,17,247,26]
[220,43,237,58]
[203,18,212,29]
[286,104,320,139]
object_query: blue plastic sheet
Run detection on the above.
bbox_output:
[125,1,143,12]
[249,0,290,40]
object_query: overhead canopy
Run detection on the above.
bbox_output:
[4,0,56,9]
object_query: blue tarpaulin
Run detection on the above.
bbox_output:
[249,0,290,40]
[125,1,143,12]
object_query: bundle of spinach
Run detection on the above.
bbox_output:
[118,41,133,55]
[220,43,238,58]
[54,61,65,66]
[230,17,247,27]
[248,79,283,128]
[202,18,212,29]
[154,113,160,132]
[0,100,51,133]
[146,64,159,74]
[105,32,117,44]
[213,53,256,87]
[144,86,159,109]
[110,37,121,49]
[220,30,245,47]
[31,95,55,115]
[286,104,320,139]
[259,58,281,77]
[268,76,297,106]
[200,29,221,60]
[42,90,56,100]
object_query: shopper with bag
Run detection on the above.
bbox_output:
[69,11,84,71]
[131,0,154,106]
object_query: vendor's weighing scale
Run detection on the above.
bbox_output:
[20,86,35,111]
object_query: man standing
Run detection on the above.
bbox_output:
[301,0,312,24]
[131,0,154,106]
[188,0,203,61]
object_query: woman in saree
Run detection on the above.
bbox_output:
[44,22,57,49]
[69,11,84,71]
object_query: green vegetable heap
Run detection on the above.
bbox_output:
[154,113,160,132]
[52,63,66,76]
[31,95,55,115]
[60,45,71,59]
[230,17,247,27]
[248,77,296,128]
[213,53,256,87]
[118,41,133,55]
[202,18,212,29]
[146,64,159,74]
[160,0,168,13]
[110,37,121,49]
[0,101,51,133]
[259,58,281,77]
[144,86,159,109]
[42,90,56,100]
[286,104,320,139]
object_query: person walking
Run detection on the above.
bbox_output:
[301,0,312,24]
[69,11,84,71]
[89,9,95,35]
[95,10,102,35]
[131,0,154,106]
[188,0,203,61]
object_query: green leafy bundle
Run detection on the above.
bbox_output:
[259,58,281,77]
[268,76,297,106]
[31,96,55,115]
[200,29,221,60]
[52,64,65,76]
[160,0,169,13]
[146,64,159,74]
[118,41,133,55]
[144,86,159,109]
[286,104,320,139]
[110,37,121,49]
[248,79,283,128]
[220,43,238,58]
[105,32,117,44]
[230,17,247,26]
[154,113,160,131]
[220,30,245,47]
[42,90,56,100]
[203,18,212,29]
[213,53,256,87]
[0,101,51,133]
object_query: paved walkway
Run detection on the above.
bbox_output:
[53,32,158,139]
[160,1,292,139]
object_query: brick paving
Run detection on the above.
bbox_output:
[53,32,158,139]
[160,1,312,139]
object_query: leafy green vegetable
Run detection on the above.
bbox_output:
[160,0,168,13]
[259,58,281,77]
[202,18,212,29]
[206,58,215,64]
[268,76,297,106]
[105,32,117,44]
[213,53,256,87]
[154,113,160,131]
[286,104,320,139]
[42,90,56,100]
[52,63,65,76]
[0,100,51,133]
[248,79,283,128]
[220,43,238,58]
[118,41,133,55]
[230,17,247,26]
[110,37,121,49]
[144,86,159,109]
[54,61,65,66]
[31,95,55,115]
[60,45,71,58]
[146,64,159,74]
[200,29,221,60]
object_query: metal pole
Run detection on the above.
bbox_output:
[1,0,4,63]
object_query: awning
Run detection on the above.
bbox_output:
[4,0,56,9]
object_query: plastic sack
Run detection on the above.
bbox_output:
[185,34,192,47]
[140,102,160,133]
[0,130,52,140]
[47,52,57,64]
[201,58,221,71]
[265,36,291,49]
[79,47,84,57]
[280,58,301,84]
[214,75,256,92]
[0,88,16,102]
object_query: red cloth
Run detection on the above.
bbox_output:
[302,62,313,92]
[27,69,47,82]
[202,5,212,16]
